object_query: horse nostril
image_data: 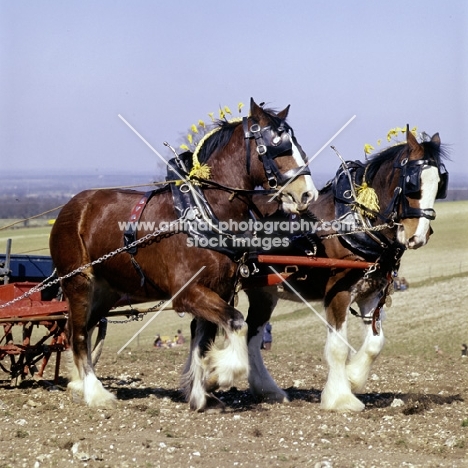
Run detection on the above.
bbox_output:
[302,190,317,205]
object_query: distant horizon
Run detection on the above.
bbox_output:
[2,2,466,179]
[3,167,468,190]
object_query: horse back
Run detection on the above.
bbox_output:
[50,188,172,271]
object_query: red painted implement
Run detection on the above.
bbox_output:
[257,255,374,269]
[241,255,375,289]
[0,278,68,385]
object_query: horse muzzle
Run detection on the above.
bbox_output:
[281,188,318,214]
[397,221,431,250]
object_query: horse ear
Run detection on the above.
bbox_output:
[406,124,421,155]
[431,132,441,148]
[277,105,290,120]
[250,98,264,120]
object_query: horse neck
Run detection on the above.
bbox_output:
[202,126,265,221]
[207,125,256,190]
[309,188,335,221]
[368,158,400,220]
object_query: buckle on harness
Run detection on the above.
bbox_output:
[257,144,267,156]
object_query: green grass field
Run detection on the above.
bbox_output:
[1,200,467,364]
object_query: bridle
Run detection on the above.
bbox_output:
[242,117,311,188]
[387,156,449,221]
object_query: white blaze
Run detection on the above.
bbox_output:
[407,165,440,248]
[291,138,318,199]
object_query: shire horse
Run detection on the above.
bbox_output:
[189,127,448,411]
[49,99,317,410]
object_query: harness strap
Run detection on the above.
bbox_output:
[124,190,156,255]
[250,123,278,188]
[243,117,251,175]
[189,175,277,197]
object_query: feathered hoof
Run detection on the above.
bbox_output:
[83,374,117,409]
[205,373,220,393]
[67,380,84,404]
[320,392,365,412]
[86,391,117,409]
[229,317,247,332]
[349,381,367,394]
[67,379,84,394]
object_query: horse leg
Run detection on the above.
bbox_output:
[91,318,108,368]
[346,294,385,392]
[64,272,117,408]
[321,294,365,412]
[175,285,249,411]
[181,318,225,411]
[245,288,289,403]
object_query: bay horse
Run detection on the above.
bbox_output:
[188,127,448,411]
[49,99,317,410]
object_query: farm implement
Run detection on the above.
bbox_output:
[0,246,68,385]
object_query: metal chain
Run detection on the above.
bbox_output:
[105,300,166,324]
[0,214,400,310]
[320,221,400,240]
[0,220,182,310]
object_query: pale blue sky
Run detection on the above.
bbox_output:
[1,0,467,184]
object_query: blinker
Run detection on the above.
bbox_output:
[244,118,310,188]
[403,160,448,200]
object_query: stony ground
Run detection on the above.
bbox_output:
[1,276,467,468]
[0,348,467,467]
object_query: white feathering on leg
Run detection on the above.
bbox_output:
[204,325,249,389]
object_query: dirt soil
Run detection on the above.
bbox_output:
[0,346,466,468]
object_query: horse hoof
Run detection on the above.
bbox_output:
[202,394,226,414]
[67,380,84,403]
[320,393,365,412]
[205,374,220,393]
[268,394,290,404]
[88,396,117,409]
[256,390,290,404]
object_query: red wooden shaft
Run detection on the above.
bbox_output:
[257,255,374,269]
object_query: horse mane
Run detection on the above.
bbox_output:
[194,120,239,166]
[194,107,291,166]
[366,139,449,181]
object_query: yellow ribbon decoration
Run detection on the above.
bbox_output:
[189,116,243,183]
[189,161,211,181]
[354,182,380,218]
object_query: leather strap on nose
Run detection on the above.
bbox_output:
[401,197,437,220]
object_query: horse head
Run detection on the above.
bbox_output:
[246,99,318,214]
[369,126,448,249]
[394,128,448,248]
